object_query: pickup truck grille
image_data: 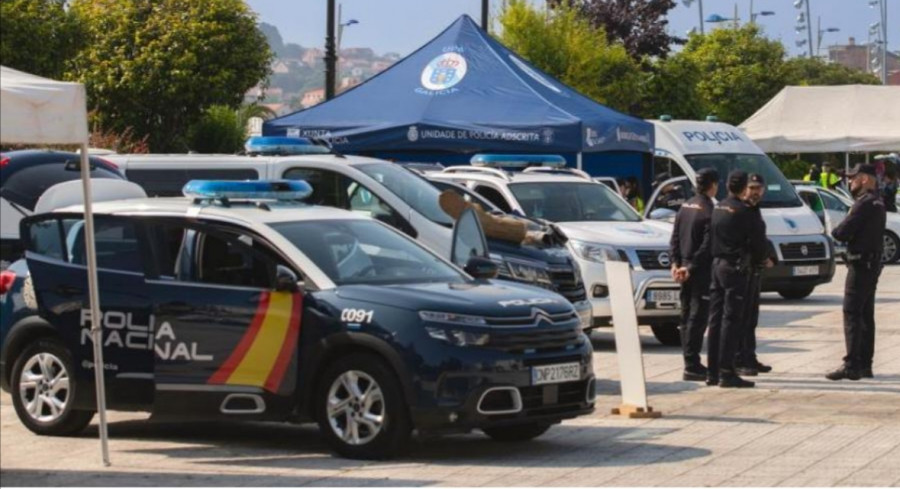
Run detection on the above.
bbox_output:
[635,249,671,270]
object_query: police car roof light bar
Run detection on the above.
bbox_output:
[470,153,567,169]
[183,180,314,203]
[244,136,332,156]
[442,165,512,181]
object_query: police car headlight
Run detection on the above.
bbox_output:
[419,311,488,326]
[505,260,553,286]
[425,327,490,347]
[570,240,621,263]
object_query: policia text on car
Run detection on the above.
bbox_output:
[827,164,886,381]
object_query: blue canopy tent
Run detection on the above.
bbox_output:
[264,15,653,182]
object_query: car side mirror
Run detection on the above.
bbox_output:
[275,265,300,292]
[648,208,677,221]
[464,256,499,280]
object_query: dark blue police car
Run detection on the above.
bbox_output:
[0,181,595,459]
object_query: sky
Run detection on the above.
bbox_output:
[245,0,898,60]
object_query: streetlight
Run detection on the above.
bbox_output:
[867,0,888,84]
[682,0,705,35]
[816,16,839,58]
[751,11,775,23]
[793,0,814,57]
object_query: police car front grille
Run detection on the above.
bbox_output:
[486,326,583,353]
[547,266,587,303]
[636,249,670,270]
[485,311,578,327]
[780,242,827,260]
[519,380,588,410]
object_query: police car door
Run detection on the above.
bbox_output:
[22,214,155,407]
[145,220,302,416]
[644,176,694,222]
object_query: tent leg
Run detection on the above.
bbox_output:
[577,152,583,171]
[845,153,850,174]
[80,145,111,467]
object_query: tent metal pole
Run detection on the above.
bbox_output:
[845,153,850,173]
[577,152,583,171]
[80,145,111,467]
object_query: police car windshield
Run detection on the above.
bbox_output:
[508,182,641,222]
[270,219,464,286]
[685,154,804,208]
[356,163,454,226]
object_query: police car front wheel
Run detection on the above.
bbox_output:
[11,338,94,436]
[317,353,411,460]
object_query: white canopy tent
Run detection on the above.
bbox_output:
[0,65,111,465]
[740,85,900,155]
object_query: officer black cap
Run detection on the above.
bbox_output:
[696,168,719,188]
[748,173,765,186]
[846,163,877,178]
[727,170,748,194]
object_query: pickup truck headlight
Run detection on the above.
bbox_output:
[570,240,621,264]
[425,327,490,347]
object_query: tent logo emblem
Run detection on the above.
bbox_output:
[421,53,468,92]
[407,125,419,142]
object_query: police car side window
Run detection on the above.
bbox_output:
[27,218,65,261]
[194,230,280,289]
[474,185,513,213]
[62,217,144,274]
[282,168,347,208]
[820,191,848,212]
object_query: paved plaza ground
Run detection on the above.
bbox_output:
[2,265,899,487]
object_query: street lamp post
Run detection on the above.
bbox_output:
[868,0,888,84]
[816,16,839,58]
[683,0,705,35]
[325,0,336,100]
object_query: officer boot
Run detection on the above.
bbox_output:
[825,366,861,381]
[718,370,755,388]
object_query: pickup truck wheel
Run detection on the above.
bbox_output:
[778,287,815,300]
[650,323,682,346]
[483,423,551,442]
[11,338,94,436]
[316,353,411,460]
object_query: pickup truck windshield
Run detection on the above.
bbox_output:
[271,219,463,286]
[685,153,804,208]
[508,182,641,222]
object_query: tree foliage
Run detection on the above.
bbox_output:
[0,0,82,79]
[783,57,881,86]
[639,53,706,120]
[677,25,788,124]
[497,0,644,113]
[553,0,682,59]
[68,0,272,151]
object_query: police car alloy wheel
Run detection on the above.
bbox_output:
[11,338,94,436]
[483,423,551,442]
[317,353,411,460]
[882,232,900,264]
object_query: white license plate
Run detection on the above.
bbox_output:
[793,265,819,276]
[647,289,680,303]
[531,362,581,386]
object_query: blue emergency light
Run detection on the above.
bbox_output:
[470,154,566,168]
[244,136,331,156]
[183,180,313,201]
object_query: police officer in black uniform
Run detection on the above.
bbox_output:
[707,171,768,388]
[827,163,887,381]
[669,168,718,381]
[735,174,775,376]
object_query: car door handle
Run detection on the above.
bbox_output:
[55,285,83,296]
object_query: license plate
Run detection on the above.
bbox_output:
[647,289,680,303]
[531,362,581,386]
[793,265,819,276]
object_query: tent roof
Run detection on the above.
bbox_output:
[1,65,89,144]
[739,85,900,153]
[264,15,652,154]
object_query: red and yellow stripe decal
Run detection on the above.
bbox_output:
[208,291,302,392]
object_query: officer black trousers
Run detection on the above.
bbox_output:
[707,259,748,378]
[843,261,881,370]
[680,266,711,369]
[736,271,762,367]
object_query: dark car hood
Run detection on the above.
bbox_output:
[334,281,573,316]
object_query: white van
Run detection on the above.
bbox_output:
[645,118,835,299]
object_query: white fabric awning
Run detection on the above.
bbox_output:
[739,85,900,153]
[0,65,89,144]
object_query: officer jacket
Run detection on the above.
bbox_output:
[832,189,887,257]
[744,204,771,268]
[670,193,713,272]
[711,195,768,264]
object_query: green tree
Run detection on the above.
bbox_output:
[679,25,787,125]
[640,52,707,120]
[188,103,276,154]
[68,0,272,152]
[497,0,644,113]
[783,57,881,86]
[0,0,82,78]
